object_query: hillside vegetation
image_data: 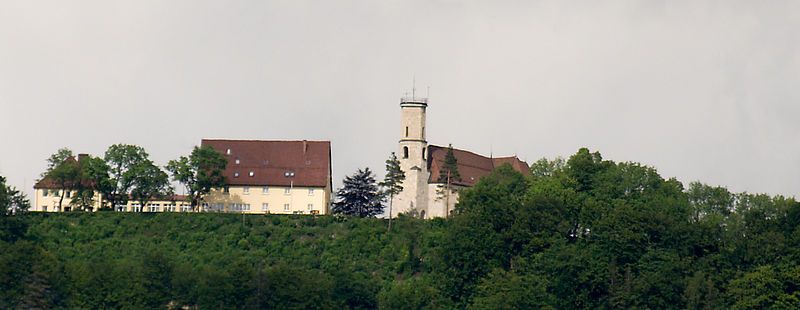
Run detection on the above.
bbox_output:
[2,148,800,309]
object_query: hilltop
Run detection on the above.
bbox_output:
[2,148,800,309]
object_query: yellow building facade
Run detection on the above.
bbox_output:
[203,185,330,215]
[32,139,333,215]
[31,189,192,213]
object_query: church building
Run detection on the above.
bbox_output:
[391,96,530,219]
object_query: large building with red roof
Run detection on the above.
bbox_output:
[200,139,333,215]
[391,97,529,219]
[31,140,332,215]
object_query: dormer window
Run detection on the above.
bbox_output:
[234,172,240,178]
[226,148,231,155]
[249,171,254,177]
[235,159,240,165]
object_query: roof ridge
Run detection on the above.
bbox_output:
[202,139,330,143]
[429,144,517,160]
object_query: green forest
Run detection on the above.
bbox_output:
[2,148,800,309]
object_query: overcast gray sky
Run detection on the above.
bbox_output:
[1,1,799,199]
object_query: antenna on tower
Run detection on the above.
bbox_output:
[412,74,416,99]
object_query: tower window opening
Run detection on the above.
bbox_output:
[422,127,425,139]
[405,126,409,137]
[422,148,426,160]
[403,146,409,159]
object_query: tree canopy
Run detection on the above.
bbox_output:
[333,168,384,217]
[6,147,800,308]
[166,145,227,210]
[379,152,405,231]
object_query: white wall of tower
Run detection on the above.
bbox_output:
[392,102,430,218]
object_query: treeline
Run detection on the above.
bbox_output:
[0,213,439,309]
[39,144,226,212]
[2,148,800,308]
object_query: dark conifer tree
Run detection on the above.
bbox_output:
[436,144,461,216]
[380,152,405,231]
[437,144,461,183]
[333,168,384,217]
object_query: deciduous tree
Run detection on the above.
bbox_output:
[69,155,109,211]
[43,148,79,211]
[0,176,27,215]
[166,146,227,211]
[130,161,172,211]
[103,144,149,209]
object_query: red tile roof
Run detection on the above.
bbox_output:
[427,145,529,187]
[201,139,332,188]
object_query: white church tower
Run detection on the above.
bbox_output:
[391,95,431,218]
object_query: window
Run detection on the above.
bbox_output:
[231,203,241,212]
[262,186,269,194]
[403,146,409,159]
[284,188,291,195]
[405,126,409,137]
[115,205,126,212]
[243,186,250,194]
[226,148,231,155]
[42,189,48,197]
[308,188,315,196]
[54,190,60,196]
[42,205,48,212]
[262,203,269,211]
[230,203,250,212]
[422,148,426,159]
[234,172,240,178]
[283,203,290,211]
[181,204,191,212]
[133,204,141,212]
[235,159,240,164]
[249,171,255,177]
[224,187,230,194]
[66,191,71,198]
[307,203,313,211]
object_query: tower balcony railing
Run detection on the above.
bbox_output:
[401,97,428,104]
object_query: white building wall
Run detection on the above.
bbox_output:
[426,184,460,218]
